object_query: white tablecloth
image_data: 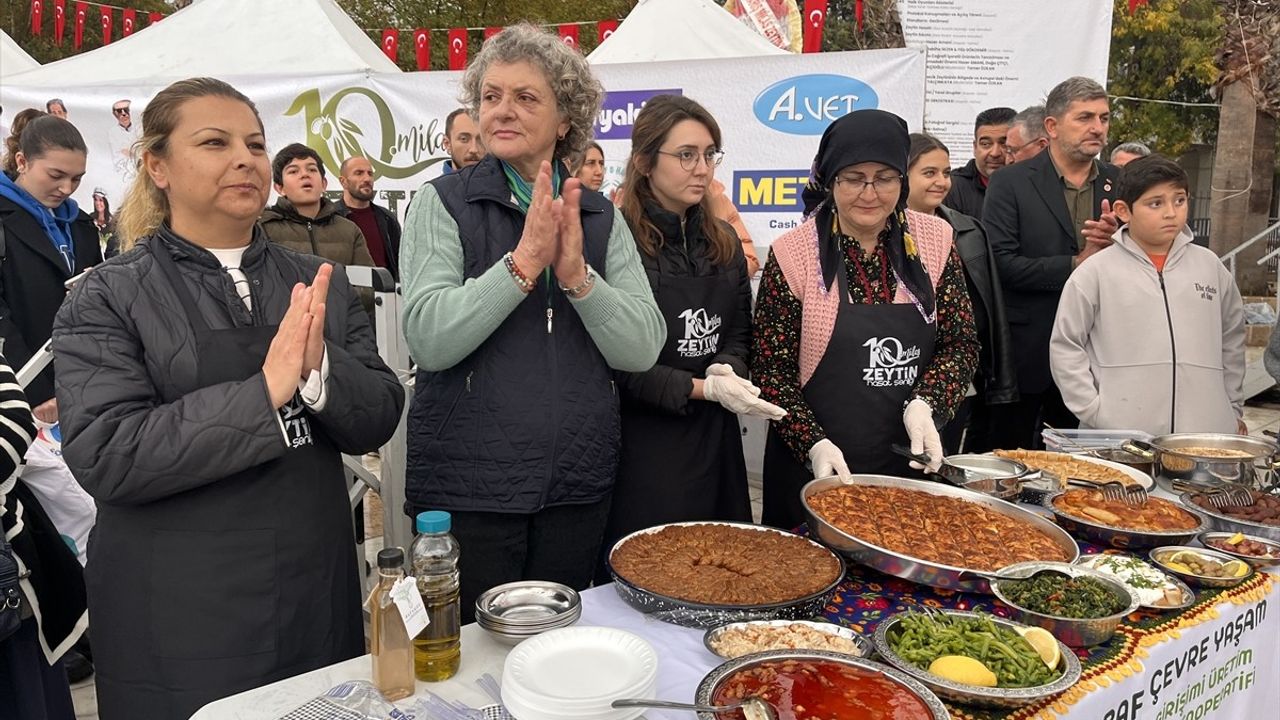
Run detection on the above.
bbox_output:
[190,585,718,720]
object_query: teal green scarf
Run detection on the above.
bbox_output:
[500,160,560,213]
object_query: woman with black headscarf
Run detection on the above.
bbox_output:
[752,109,979,529]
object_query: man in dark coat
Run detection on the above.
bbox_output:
[334,155,402,281]
[984,77,1121,450]
[944,107,1015,221]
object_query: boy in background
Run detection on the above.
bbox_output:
[1049,155,1246,436]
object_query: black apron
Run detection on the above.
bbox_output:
[91,243,363,720]
[762,264,936,529]
[603,254,751,555]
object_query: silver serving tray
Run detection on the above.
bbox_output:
[990,561,1140,647]
[693,649,950,720]
[1075,554,1196,611]
[873,609,1082,710]
[801,474,1079,593]
[606,521,846,629]
[1197,531,1280,569]
[1178,491,1280,542]
[1149,545,1257,589]
[1044,489,1212,549]
[702,619,871,660]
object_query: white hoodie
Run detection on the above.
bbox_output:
[1050,225,1245,435]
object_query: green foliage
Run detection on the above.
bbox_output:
[1,0,176,65]
[1107,0,1221,157]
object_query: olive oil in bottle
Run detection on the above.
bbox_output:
[410,511,461,681]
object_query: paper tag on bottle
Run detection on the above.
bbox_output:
[391,576,430,639]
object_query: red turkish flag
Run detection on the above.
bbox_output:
[31,0,44,35]
[484,26,502,42]
[803,0,826,53]
[53,0,66,44]
[558,24,579,51]
[856,0,864,32]
[1128,0,1149,13]
[148,11,162,24]
[73,1,86,49]
[597,19,619,45]
[447,28,468,70]
[413,29,430,71]
[100,6,112,45]
[381,28,398,62]
[122,8,136,37]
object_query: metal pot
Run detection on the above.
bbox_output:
[1121,434,1280,493]
[931,453,1041,501]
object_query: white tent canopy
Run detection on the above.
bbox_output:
[3,0,399,87]
[588,0,789,64]
[1,29,39,79]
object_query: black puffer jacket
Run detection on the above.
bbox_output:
[51,227,404,507]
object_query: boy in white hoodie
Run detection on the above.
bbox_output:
[1050,155,1246,436]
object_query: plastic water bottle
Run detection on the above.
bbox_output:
[409,510,461,681]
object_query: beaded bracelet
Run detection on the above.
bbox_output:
[503,252,535,293]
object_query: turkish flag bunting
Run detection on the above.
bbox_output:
[558,24,579,51]
[31,0,43,35]
[597,19,619,45]
[73,1,86,50]
[54,0,66,44]
[1128,0,1149,13]
[381,29,398,62]
[122,9,136,37]
[413,29,430,71]
[803,0,827,53]
[100,6,112,45]
[856,0,864,32]
[484,26,502,41]
[447,28,468,71]
[148,12,162,24]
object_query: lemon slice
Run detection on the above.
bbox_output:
[1227,533,1246,546]
[1164,561,1195,575]
[928,655,998,687]
[1016,626,1062,670]
[1223,560,1250,578]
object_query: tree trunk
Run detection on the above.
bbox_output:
[1210,81,1277,295]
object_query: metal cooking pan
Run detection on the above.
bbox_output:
[1121,435,1280,492]
[890,445,1039,500]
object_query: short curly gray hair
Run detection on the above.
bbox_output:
[459,23,604,161]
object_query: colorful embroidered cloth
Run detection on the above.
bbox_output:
[816,540,1274,719]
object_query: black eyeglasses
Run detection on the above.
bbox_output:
[833,173,902,195]
[656,148,725,171]
[112,107,130,116]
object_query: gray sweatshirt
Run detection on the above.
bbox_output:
[400,183,664,373]
[1050,226,1245,435]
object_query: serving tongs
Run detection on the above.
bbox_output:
[1065,477,1150,506]
[614,697,777,720]
[1170,479,1254,509]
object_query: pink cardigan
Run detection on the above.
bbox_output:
[771,209,955,388]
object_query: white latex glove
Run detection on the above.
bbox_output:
[702,364,787,420]
[903,398,943,473]
[808,438,851,481]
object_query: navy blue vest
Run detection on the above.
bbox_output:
[405,157,620,514]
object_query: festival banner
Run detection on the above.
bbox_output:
[380,29,398,63]
[99,6,111,45]
[413,29,430,71]
[447,28,468,70]
[0,48,924,256]
[53,0,66,45]
[897,0,1113,163]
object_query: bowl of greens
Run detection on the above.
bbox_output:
[990,562,1139,646]
[873,609,1082,709]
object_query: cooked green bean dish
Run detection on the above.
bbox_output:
[888,612,1062,688]
[1001,575,1126,618]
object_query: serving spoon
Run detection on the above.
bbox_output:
[612,697,777,720]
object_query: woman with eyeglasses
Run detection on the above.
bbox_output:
[598,96,784,577]
[752,110,979,529]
